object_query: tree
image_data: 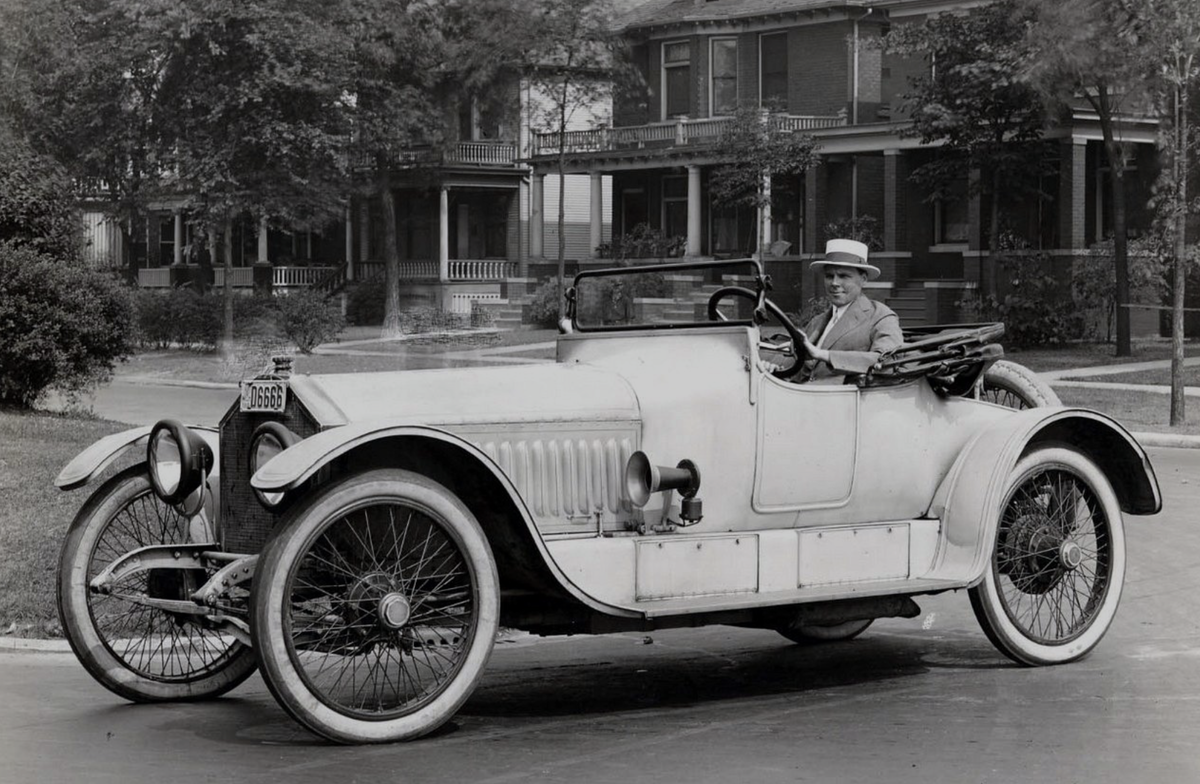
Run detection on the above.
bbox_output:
[1137,0,1200,424]
[149,0,356,357]
[885,0,1051,294]
[346,0,447,338]
[0,0,166,278]
[710,103,820,256]
[470,0,641,307]
[1019,0,1165,357]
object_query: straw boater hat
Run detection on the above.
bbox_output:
[810,239,881,280]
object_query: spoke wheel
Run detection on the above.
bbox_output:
[776,618,873,645]
[251,469,499,744]
[57,466,256,702]
[969,447,1125,665]
[977,360,1061,409]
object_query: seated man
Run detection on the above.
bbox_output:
[793,239,903,382]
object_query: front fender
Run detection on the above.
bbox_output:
[251,422,641,619]
[926,407,1160,586]
[56,425,220,491]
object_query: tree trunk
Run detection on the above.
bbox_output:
[221,216,235,363]
[378,164,403,338]
[201,225,216,296]
[1095,88,1132,357]
[1170,82,1188,425]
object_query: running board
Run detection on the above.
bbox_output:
[633,577,966,619]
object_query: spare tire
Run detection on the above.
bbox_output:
[978,360,1060,409]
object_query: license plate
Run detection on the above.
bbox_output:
[240,380,287,413]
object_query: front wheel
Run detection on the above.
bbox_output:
[57,466,257,702]
[969,446,1125,665]
[251,469,500,744]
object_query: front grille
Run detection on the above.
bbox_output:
[218,397,322,555]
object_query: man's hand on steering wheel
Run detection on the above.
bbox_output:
[706,286,809,379]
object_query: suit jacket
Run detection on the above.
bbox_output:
[799,294,903,381]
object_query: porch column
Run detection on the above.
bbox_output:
[805,164,824,254]
[686,165,701,256]
[1060,138,1088,250]
[344,206,354,281]
[358,200,370,262]
[530,173,544,258]
[257,216,269,264]
[589,172,603,258]
[173,212,183,265]
[457,202,470,259]
[438,186,449,283]
[883,149,907,252]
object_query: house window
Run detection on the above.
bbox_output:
[710,38,738,116]
[760,32,787,109]
[934,179,970,246]
[663,40,691,119]
[662,175,688,241]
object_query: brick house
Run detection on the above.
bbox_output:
[522,0,1161,326]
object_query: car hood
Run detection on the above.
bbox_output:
[288,363,641,427]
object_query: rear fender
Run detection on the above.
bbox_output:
[56,425,220,491]
[927,407,1160,586]
[251,422,639,619]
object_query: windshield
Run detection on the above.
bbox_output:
[568,258,766,332]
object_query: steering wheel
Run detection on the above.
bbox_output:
[706,286,808,379]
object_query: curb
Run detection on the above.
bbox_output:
[114,375,239,390]
[0,637,72,654]
[1131,431,1200,449]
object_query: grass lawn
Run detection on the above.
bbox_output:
[1055,386,1200,435]
[0,408,129,635]
[1002,339,1200,372]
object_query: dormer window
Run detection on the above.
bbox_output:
[710,38,738,116]
[663,40,691,119]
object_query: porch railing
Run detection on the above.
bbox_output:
[532,113,848,156]
[137,267,171,288]
[213,267,254,288]
[353,259,516,282]
[274,266,336,288]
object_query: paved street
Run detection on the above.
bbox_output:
[2,445,1197,783]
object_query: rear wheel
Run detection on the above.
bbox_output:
[251,469,499,744]
[776,619,873,644]
[57,466,256,702]
[978,360,1060,409]
[969,447,1125,665]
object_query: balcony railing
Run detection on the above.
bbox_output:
[532,113,848,157]
[356,141,518,169]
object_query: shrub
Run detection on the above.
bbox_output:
[346,279,385,326]
[823,215,883,251]
[134,287,222,349]
[275,289,345,354]
[1072,235,1171,342]
[596,223,685,260]
[0,241,136,407]
[958,251,1082,347]
[527,279,563,328]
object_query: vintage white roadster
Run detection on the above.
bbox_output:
[55,258,1160,744]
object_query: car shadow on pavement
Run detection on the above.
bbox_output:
[461,629,1007,720]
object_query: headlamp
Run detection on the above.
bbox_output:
[250,421,300,508]
[147,419,214,506]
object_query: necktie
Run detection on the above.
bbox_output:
[818,308,841,347]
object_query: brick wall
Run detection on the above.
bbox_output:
[791,23,851,116]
